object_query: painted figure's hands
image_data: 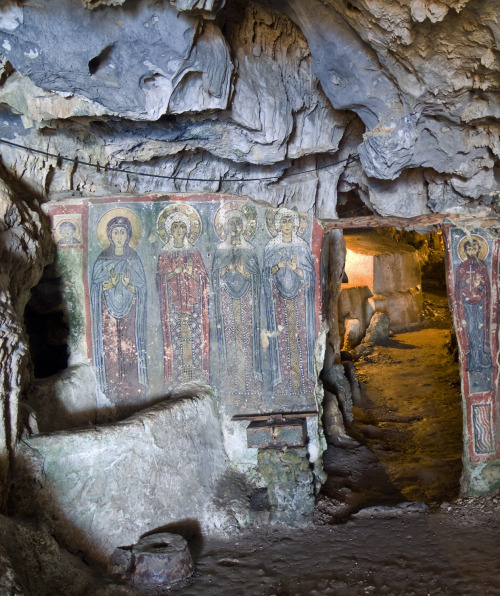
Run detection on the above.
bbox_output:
[184,258,193,276]
[236,259,245,275]
[289,253,303,277]
[473,272,485,288]
[121,269,136,293]
[110,268,119,286]
[103,267,119,291]
[174,265,182,274]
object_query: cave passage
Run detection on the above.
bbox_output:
[350,290,463,504]
[321,229,463,517]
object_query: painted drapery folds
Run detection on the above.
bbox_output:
[263,208,316,407]
[156,204,209,387]
[444,226,500,467]
[211,201,262,402]
[454,234,492,395]
[47,194,323,417]
[90,211,148,402]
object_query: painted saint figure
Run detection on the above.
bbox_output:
[454,235,492,393]
[90,215,148,400]
[212,203,262,396]
[156,205,209,387]
[263,208,316,397]
[57,220,80,246]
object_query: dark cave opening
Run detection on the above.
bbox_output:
[24,264,70,379]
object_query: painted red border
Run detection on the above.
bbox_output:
[47,193,324,369]
[443,224,500,464]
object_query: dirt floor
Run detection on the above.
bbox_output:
[350,325,462,503]
[317,289,463,523]
[351,289,463,504]
[95,495,500,596]
[166,500,500,596]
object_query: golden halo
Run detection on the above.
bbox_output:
[55,217,81,243]
[96,208,142,250]
[157,203,202,245]
[214,200,257,242]
[458,234,489,262]
[266,208,309,238]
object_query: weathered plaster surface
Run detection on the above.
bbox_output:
[37,193,326,504]
[42,193,323,418]
[443,224,500,496]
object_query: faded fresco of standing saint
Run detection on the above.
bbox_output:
[263,208,316,399]
[454,234,492,394]
[90,209,148,401]
[156,203,209,387]
[212,201,262,397]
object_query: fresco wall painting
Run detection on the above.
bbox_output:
[444,226,500,467]
[155,203,210,389]
[47,194,323,423]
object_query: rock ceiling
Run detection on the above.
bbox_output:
[0,0,497,218]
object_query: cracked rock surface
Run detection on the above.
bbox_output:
[0,0,495,216]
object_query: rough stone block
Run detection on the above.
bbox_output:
[342,317,364,350]
[366,289,423,332]
[345,233,421,294]
[257,447,314,522]
[363,312,390,346]
[341,233,423,334]
[12,390,229,563]
[338,285,371,327]
[372,251,420,294]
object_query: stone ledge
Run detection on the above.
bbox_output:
[11,388,229,564]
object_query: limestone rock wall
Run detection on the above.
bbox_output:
[0,171,51,508]
[0,0,353,218]
[286,0,500,203]
[0,514,93,596]
[0,0,495,218]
